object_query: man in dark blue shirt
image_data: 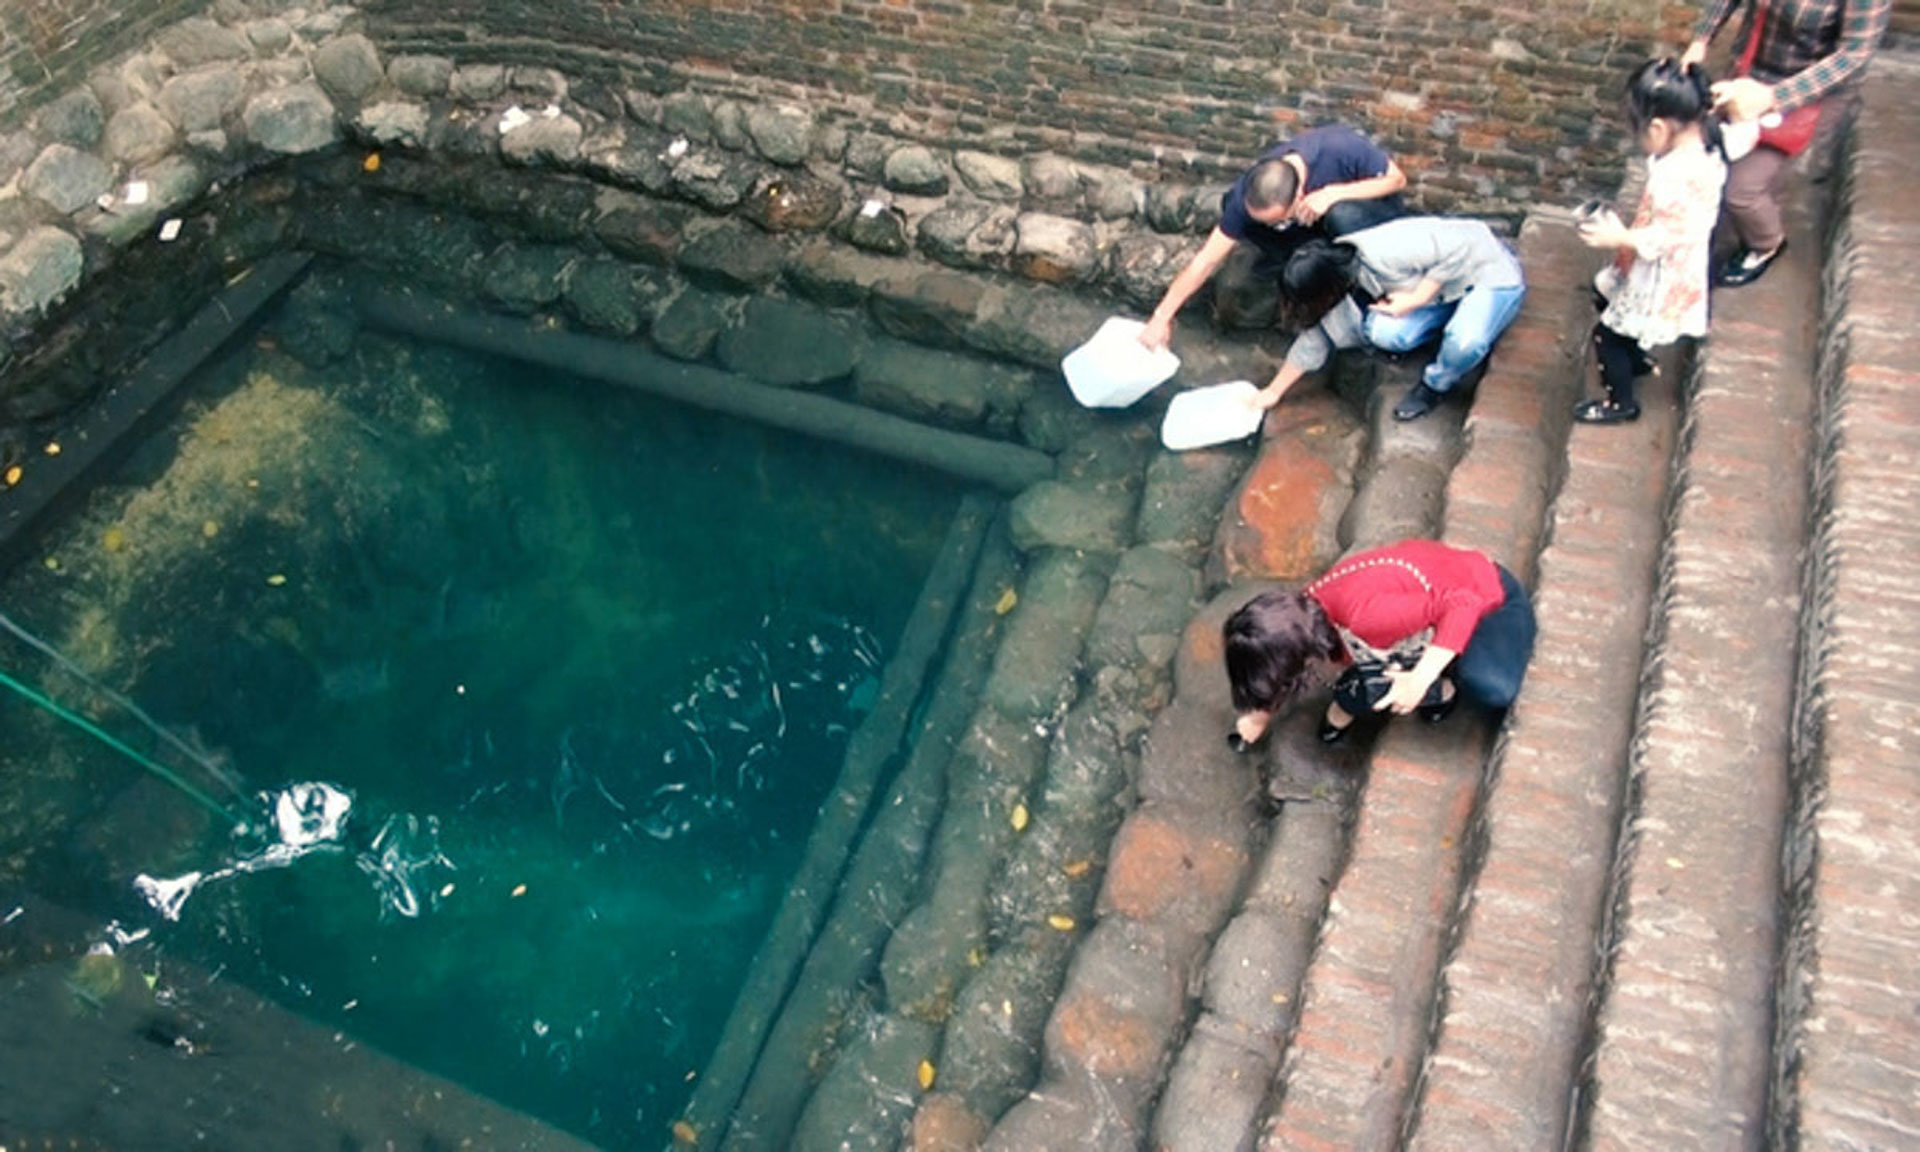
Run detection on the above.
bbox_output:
[1140,125,1408,350]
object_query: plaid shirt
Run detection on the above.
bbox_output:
[1696,0,1892,111]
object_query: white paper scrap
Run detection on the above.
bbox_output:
[498,105,532,134]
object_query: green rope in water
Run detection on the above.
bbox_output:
[0,608,248,803]
[0,666,245,830]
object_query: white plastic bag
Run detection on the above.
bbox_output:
[1161,380,1265,450]
[1062,317,1180,408]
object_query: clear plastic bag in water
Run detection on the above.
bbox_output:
[356,813,455,919]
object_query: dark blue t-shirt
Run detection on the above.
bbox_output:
[1218,125,1393,254]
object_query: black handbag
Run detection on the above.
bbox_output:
[1332,653,1447,716]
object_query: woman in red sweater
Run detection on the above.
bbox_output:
[1224,539,1537,745]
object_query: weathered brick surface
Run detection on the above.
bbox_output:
[358,0,1691,216]
[1444,214,1590,575]
[1215,392,1362,584]
[1262,731,1486,1152]
[1411,235,1677,1148]
[1774,56,1920,1152]
[1258,215,1585,1152]
[1580,170,1821,1151]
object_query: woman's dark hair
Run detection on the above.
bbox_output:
[1626,56,1723,155]
[1280,237,1360,320]
[1223,590,1342,713]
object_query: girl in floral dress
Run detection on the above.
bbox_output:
[1575,58,1727,424]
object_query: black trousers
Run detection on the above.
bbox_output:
[1592,323,1652,409]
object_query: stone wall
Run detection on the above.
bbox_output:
[0,0,1296,390]
[360,0,1693,215]
[1,0,212,122]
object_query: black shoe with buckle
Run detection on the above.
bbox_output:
[1718,241,1786,288]
[1393,382,1445,422]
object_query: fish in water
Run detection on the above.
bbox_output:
[552,728,583,830]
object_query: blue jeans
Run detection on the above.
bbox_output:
[1364,281,1527,393]
[1454,565,1536,709]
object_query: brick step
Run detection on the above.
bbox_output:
[1774,55,1920,1149]
[1255,214,1592,1152]
[1409,272,1682,1148]
[1573,175,1823,1148]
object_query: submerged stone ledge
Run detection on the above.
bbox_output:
[353,282,1056,493]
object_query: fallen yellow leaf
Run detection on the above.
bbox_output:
[202,520,220,538]
[363,152,382,172]
[3,464,21,486]
[43,441,60,456]
[266,573,287,586]
[1010,803,1029,832]
[1063,859,1092,878]
[1047,914,1075,932]
[670,1119,698,1146]
[994,587,1017,615]
[511,883,528,898]
[917,1059,936,1090]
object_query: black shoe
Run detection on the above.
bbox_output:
[1717,241,1785,288]
[1226,731,1259,754]
[1574,397,1641,425]
[1415,677,1457,724]
[1416,695,1457,724]
[1393,382,1445,422]
[1317,715,1350,744]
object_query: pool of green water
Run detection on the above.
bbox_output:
[0,312,964,1146]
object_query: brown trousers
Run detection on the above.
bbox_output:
[1724,144,1792,253]
[1723,95,1853,254]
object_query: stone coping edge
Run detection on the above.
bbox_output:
[352,280,1056,493]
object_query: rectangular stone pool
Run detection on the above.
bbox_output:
[0,274,975,1148]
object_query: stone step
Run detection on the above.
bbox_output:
[1575,164,1823,1149]
[1410,261,1681,1148]
[1775,54,1920,1150]
[1256,214,1592,1152]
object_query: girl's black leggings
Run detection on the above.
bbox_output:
[1593,323,1650,408]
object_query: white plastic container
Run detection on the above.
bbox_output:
[1062,317,1180,408]
[1160,380,1265,450]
